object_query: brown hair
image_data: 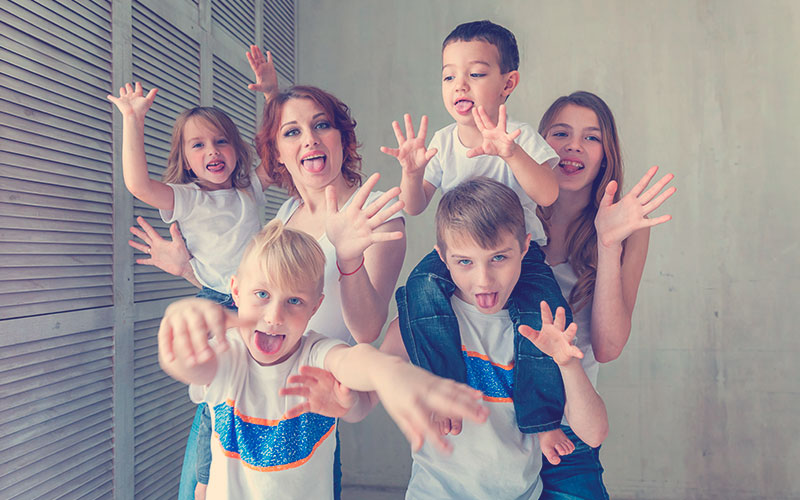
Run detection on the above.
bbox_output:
[255,85,363,197]
[536,91,623,312]
[238,219,325,295]
[436,177,527,253]
[163,107,253,189]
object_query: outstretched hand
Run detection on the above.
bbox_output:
[466,104,521,159]
[519,301,583,366]
[280,366,357,419]
[594,165,676,248]
[128,216,193,277]
[324,172,405,269]
[380,114,438,176]
[107,82,157,120]
[246,45,278,96]
[375,362,488,454]
[158,298,247,366]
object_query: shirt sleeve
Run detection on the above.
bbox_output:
[159,183,196,223]
[305,332,348,369]
[422,130,444,188]
[517,124,560,169]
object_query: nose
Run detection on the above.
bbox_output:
[476,264,492,288]
[454,73,469,92]
[264,301,285,326]
[303,128,320,148]
[565,136,582,153]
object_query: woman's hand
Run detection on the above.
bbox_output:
[245,45,278,96]
[594,166,676,248]
[324,173,405,271]
[129,216,198,286]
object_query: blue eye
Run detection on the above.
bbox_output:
[457,259,472,266]
[492,255,507,262]
[255,291,269,299]
[587,135,601,142]
[192,142,203,148]
[287,297,302,305]
[551,131,567,138]
[314,121,331,130]
[283,128,299,137]
[443,75,454,82]
[217,138,229,145]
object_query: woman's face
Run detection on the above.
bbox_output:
[275,97,343,192]
[543,103,605,195]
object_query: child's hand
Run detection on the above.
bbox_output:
[374,361,488,454]
[380,114,438,177]
[519,301,583,366]
[245,45,278,96]
[280,366,357,419]
[158,298,241,366]
[466,104,522,159]
[107,82,157,121]
[324,172,405,270]
[594,166,676,248]
[129,216,193,277]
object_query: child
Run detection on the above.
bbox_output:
[158,219,488,499]
[380,20,572,461]
[535,91,675,498]
[108,76,273,499]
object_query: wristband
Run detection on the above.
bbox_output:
[337,256,365,277]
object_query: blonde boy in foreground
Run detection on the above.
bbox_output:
[158,219,488,499]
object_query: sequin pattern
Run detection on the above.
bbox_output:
[463,347,514,402]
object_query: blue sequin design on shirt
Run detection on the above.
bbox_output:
[213,401,335,470]
[463,349,514,401]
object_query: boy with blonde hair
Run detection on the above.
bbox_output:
[381,19,574,463]
[158,219,487,499]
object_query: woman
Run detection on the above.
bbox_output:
[536,91,675,499]
[131,85,406,500]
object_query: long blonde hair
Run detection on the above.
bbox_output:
[163,107,253,189]
[536,91,623,312]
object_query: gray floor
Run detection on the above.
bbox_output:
[342,485,406,500]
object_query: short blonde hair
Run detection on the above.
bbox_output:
[238,219,325,294]
[435,177,527,252]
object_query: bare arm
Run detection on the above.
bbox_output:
[325,173,407,343]
[107,83,175,210]
[590,167,676,362]
[128,216,202,288]
[245,45,278,100]
[467,105,558,207]
[380,114,439,215]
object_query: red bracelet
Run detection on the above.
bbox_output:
[337,256,365,277]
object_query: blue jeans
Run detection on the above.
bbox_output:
[539,425,609,500]
[396,244,572,433]
[195,286,237,310]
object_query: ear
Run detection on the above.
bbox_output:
[501,70,520,97]
[311,293,324,315]
[521,233,532,257]
[230,275,241,307]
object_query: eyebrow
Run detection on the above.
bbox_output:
[280,112,327,130]
[549,123,602,133]
[450,246,514,259]
[442,60,491,70]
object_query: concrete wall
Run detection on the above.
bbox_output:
[296,1,800,499]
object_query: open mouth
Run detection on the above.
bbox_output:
[475,292,498,309]
[301,154,326,173]
[254,330,285,355]
[206,160,226,173]
[454,98,474,114]
[559,160,584,175]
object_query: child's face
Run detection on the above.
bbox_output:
[231,260,323,366]
[441,40,517,127]
[543,104,606,195]
[436,229,531,314]
[276,97,344,192]
[182,117,236,190]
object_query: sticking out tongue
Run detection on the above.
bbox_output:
[254,331,284,354]
[207,161,225,173]
[302,157,326,173]
[560,162,584,175]
[455,100,473,113]
[475,293,498,309]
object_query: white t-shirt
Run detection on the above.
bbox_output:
[159,172,266,294]
[189,329,346,500]
[406,296,543,500]
[275,189,404,344]
[423,120,559,245]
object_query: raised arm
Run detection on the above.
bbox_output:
[325,173,407,343]
[324,342,488,453]
[107,82,175,210]
[128,216,201,288]
[246,45,278,100]
[520,302,608,447]
[591,166,676,362]
[380,113,438,215]
[468,104,559,207]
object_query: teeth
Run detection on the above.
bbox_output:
[561,161,584,168]
[302,155,325,162]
